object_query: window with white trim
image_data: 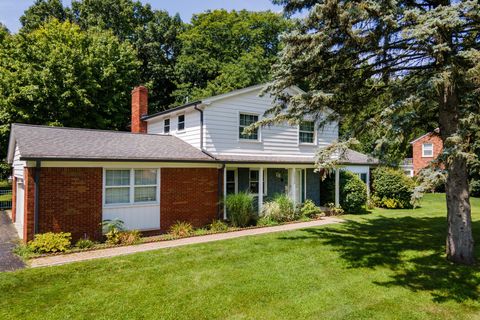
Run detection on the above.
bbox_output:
[299,121,315,144]
[105,169,158,205]
[178,114,185,131]
[422,143,433,157]
[239,113,259,140]
[249,169,266,195]
[164,119,170,133]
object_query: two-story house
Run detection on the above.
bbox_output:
[8,85,377,242]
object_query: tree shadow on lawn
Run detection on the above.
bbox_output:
[280,215,480,303]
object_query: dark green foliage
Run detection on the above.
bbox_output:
[372,167,415,209]
[319,173,335,206]
[173,10,290,103]
[340,171,367,214]
[470,180,480,198]
[20,0,72,32]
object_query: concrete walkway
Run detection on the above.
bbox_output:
[30,217,343,268]
[0,210,25,272]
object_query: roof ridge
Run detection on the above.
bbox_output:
[12,123,171,137]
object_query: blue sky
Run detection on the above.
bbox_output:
[0,0,282,33]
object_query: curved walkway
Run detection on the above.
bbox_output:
[30,217,343,268]
[0,211,25,272]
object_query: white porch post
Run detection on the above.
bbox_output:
[258,167,264,214]
[292,168,297,205]
[366,169,371,198]
[223,165,227,220]
[335,168,340,207]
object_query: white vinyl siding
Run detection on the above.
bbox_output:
[147,110,201,149]
[12,145,26,179]
[203,89,338,156]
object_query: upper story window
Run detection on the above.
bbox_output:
[104,169,158,205]
[422,143,433,157]
[239,113,259,140]
[299,121,315,144]
[164,119,170,133]
[178,114,185,131]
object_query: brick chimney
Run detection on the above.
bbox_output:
[131,86,148,133]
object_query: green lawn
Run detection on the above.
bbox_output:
[1,194,480,319]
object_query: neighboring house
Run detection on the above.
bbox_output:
[410,129,443,176]
[400,158,414,177]
[8,84,377,242]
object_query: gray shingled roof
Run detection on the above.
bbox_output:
[9,124,215,162]
[216,149,378,165]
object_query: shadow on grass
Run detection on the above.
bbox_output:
[280,215,480,303]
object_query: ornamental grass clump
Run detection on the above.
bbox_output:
[261,194,296,222]
[225,192,254,227]
[169,221,194,238]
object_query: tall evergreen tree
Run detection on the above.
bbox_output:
[268,0,480,264]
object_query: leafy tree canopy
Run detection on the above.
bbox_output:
[268,0,480,264]
[0,19,140,156]
[173,9,292,103]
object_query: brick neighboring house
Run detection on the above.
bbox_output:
[410,129,443,175]
[8,84,378,242]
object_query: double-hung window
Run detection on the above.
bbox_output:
[299,121,315,144]
[249,169,266,195]
[422,143,433,157]
[164,119,170,133]
[239,113,259,140]
[105,169,158,205]
[178,115,185,131]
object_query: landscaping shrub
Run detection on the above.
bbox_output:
[225,192,254,227]
[372,167,415,209]
[101,219,125,244]
[13,243,37,260]
[340,171,367,214]
[118,230,141,245]
[209,220,229,233]
[256,216,278,226]
[75,239,95,249]
[28,232,71,253]
[324,203,345,216]
[170,221,194,237]
[261,194,296,222]
[300,199,323,218]
[194,228,209,236]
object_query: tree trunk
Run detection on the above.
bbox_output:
[439,83,475,265]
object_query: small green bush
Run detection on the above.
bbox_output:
[118,230,142,245]
[170,221,194,237]
[194,228,209,236]
[225,192,254,227]
[372,167,415,209]
[209,220,229,233]
[28,232,72,253]
[340,171,367,214]
[101,219,125,244]
[256,216,279,226]
[324,203,345,216]
[300,199,323,218]
[75,239,95,249]
[13,243,38,260]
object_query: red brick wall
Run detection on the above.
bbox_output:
[24,168,35,241]
[160,168,220,232]
[11,176,16,222]
[131,86,148,133]
[23,167,103,242]
[412,132,443,175]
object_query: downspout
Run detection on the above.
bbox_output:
[34,160,41,234]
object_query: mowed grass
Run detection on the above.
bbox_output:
[1,194,480,320]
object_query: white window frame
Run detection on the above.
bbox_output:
[103,168,160,207]
[164,118,170,134]
[226,169,238,194]
[298,121,317,145]
[422,143,434,157]
[177,114,185,132]
[249,168,267,196]
[238,112,261,142]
